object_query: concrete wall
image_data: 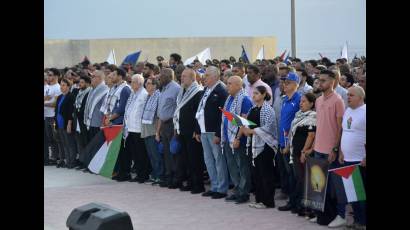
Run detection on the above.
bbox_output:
[44,36,277,68]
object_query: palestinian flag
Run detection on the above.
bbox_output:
[329,164,366,203]
[88,125,123,178]
[219,107,256,127]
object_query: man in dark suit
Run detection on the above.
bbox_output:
[173,68,204,193]
[194,66,230,199]
[73,75,92,170]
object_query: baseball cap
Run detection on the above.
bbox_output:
[285,72,300,84]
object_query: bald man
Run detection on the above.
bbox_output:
[173,68,205,193]
[222,75,253,204]
[337,85,366,228]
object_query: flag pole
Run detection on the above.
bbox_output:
[291,0,296,58]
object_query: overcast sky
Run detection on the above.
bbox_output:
[45,0,366,59]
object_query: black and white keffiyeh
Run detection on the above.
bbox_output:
[220,88,247,148]
[75,87,91,109]
[173,82,201,134]
[142,90,160,124]
[246,101,278,160]
[288,110,316,156]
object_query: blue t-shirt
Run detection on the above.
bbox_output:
[223,96,253,145]
[57,95,66,129]
[112,86,131,125]
[279,92,302,148]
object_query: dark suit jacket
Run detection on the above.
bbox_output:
[178,90,204,137]
[55,92,75,130]
[195,83,228,138]
[73,92,89,131]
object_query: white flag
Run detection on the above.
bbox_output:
[341,42,348,61]
[106,49,117,65]
[256,46,264,60]
[184,48,212,65]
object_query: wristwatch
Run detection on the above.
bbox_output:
[332,147,339,153]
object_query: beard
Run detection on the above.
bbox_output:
[313,88,321,94]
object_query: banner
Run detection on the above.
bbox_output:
[303,156,329,211]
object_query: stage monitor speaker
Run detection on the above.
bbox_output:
[66,202,133,230]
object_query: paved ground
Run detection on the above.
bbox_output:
[45,166,333,230]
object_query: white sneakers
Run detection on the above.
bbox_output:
[248,202,267,209]
[328,215,347,228]
[309,217,317,223]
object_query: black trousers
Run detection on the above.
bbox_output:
[253,145,276,207]
[44,117,59,161]
[119,132,151,179]
[276,148,291,195]
[87,127,100,144]
[291,152,305,208]
[177,133,204,190]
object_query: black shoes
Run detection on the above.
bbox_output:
[278,203,293,211]
[179,185,192,192]
[191,188,205,194]
[202,191,215,197]
[168,182,182,189]
[211,192,227,199]
[116,175,132,182]
[128,177,140,182]
[225,194,238,202]
[159,181,170,187]
[56,161,66,168]
[235,195,249,204]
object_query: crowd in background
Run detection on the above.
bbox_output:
[44,53,366,229]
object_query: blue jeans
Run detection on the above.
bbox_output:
[144,136,164,180]
[224,142,251,197]
[200,133,229,193]
[313,151,346,218]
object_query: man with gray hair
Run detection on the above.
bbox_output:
[81,70,109,171]
[157,68,181,188]
[84,70,109,142]
[195,66,229,199]
[116,74,150,182]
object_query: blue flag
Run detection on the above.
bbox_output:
[122,51,141,66]
[241,45,250,63]
[284,53,290,64]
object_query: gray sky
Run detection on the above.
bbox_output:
[45,0,366,60]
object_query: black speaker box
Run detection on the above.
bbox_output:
[66,202,133,230]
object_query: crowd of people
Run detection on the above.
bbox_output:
[44,53,366,229]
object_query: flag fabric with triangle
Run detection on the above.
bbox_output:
[219,107,256,127]
[279,50,287,61]
[88,125,123,178]
[256,46,264,61]
[122,51,141,66]
[329,164,366,203]
[106,49,117,65]
[241,45,250,63]
[184,48,211,65]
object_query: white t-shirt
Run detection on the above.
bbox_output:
[341,104,366,162]
[44,83,62,118]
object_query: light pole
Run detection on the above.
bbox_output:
[291,0,296,58]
